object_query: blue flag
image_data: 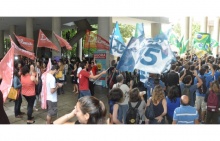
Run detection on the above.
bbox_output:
[135,23,145,38]
[110,22,125,57]
[139,70,149,83]
[134,38,175,74]
[116,36,145,72]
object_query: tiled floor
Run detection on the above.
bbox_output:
[3,80,109,124]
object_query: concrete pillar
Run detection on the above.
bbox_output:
[151,23,161,38]
[200,17,208,33]
[52,17,61,58]
[182,17,190,50]
[26,17,34,52]
[0,30,4,58]
[98,17,112,68]
[77,38,82,61]
[9,25,16,42]
[213,17,220,56]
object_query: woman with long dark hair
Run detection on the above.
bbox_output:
[21,65,38,124]
[53,96,107,124]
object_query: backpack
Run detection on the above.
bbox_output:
[125,101,141,124]
[198,76,207,94]
[182,85,191,102]
[207,91,219,112]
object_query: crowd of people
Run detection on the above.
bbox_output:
[1,52,220,124]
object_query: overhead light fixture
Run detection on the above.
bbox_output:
[63,22,75,26]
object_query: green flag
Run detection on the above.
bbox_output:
[168,33,179,47]
[179,40,188,54]
[193,32,211,51]
[211,38,219,48]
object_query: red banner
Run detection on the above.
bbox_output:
[37,29,59,52]
[14,33,34,52]
[0,46,14,102]
[53,32,72,50]
[84,30,109,50]
[10,37,36,60]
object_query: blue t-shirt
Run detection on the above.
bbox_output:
[166,96,180,118]
[194,73,214,97]
[214,71,220,81]
[179,82,197,106]
[173,105,199,124]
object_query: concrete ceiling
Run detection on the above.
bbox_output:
[0,17,170,38]
[0,17,98,37]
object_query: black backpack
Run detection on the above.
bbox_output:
[198,76,207,94]
[125,101,141,124]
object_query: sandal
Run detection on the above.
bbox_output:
[27,120,35,124]
[15,115,23,118]
[33,107,39,111]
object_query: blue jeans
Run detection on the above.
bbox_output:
[79,90,91,99]
[118,104,129,124]
[14,93,22,116]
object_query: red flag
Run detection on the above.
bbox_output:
[37,29,59,52]
[14,33,34,52]
[0,46,14,102]
[53,32,72,50]
[10,37,36,60]
[40,58,52,109]
[84,30,109,50]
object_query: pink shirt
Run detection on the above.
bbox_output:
[21,74,36,96]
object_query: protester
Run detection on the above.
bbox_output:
[172,95,199,124]
[13,69,24,118]
[78,61,106,98]
[53,96,106,124]
[45,65,63,124]
[146,85,167,124]
[20,65,38,124]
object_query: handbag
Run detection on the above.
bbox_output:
[7,87,18,100]
[55,71,63,78]
[145,100,155,120]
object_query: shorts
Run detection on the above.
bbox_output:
[47,100,58,117]
[79,90,91,98]
[195,96,207,111]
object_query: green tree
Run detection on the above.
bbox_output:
[172,21,201,51]
[118,23,135,43]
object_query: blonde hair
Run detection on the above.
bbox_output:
[211,81,220,93]
[152,85,165,104]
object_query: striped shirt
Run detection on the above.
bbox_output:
[173,105,198,124]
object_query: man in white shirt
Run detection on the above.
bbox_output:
[46,65,63,124]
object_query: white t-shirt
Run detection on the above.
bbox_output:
[46,73,57,102]
[77,67,82,83]
[113,83,130,105]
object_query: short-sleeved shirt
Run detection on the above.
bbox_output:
[46,73,57,102]
[214,71,220,81]
[180,82,197,106]
[79,69,90,90]
[113,83,130,105]
[166,96,180,118]
[194,74,214,97]
[173,105,199,124]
